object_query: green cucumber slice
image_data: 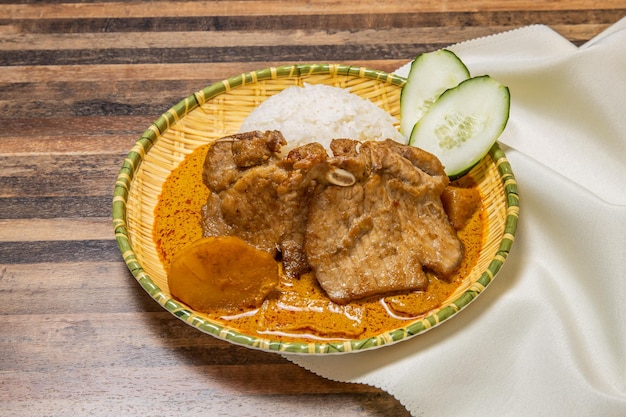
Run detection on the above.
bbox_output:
[400,49,470,137]
[409,75,510,177]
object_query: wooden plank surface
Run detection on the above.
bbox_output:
[1,1,623,416]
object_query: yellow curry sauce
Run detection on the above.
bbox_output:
[154,143,485,343]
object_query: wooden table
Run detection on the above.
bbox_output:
[1,2,623,415]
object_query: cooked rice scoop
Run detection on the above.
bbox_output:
[239,83,407,154]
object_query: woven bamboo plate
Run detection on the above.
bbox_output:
[113,64,519,355]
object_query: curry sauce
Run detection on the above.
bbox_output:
[154,143,484,343]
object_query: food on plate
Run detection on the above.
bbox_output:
[400,49,470,136]
[409,75,510,177]
[305,138,463,303]
[152,68,506,342]
[154,136,484,341]
[239,83,406,154]
[440,185,482,230]
[169,236,279,311]
[201,130,318,280]
[402,50,510,177]
[201,130,463,304]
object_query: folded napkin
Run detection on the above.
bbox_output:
[285,18,626,416]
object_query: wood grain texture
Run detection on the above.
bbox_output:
[1,1,623,416]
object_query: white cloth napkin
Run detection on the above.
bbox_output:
[285,19,626,416]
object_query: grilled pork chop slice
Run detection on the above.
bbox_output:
[305,139,463,304]
[201,130,328,278]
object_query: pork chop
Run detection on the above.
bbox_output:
[201,130,328,278]
[305,139,463,304]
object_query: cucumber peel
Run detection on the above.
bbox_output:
[400,49,470,137]
[408,75,510,177]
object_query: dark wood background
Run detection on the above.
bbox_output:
[1,1,624,415]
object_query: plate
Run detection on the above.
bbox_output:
[112,64,519,354]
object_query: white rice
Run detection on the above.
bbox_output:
[239,83,407,153]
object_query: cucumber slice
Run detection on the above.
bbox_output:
[400,49,470,137]
[409,75,510,177]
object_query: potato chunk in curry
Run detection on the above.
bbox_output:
[168,236,279,312]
